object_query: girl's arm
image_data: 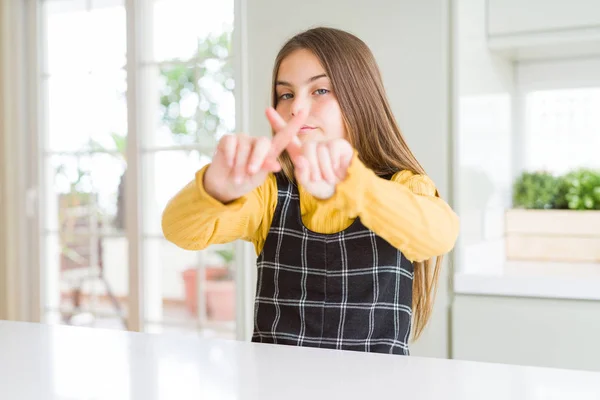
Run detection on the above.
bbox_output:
[162,107,309,253]
[161,165,276,253]
[318,153,460,262]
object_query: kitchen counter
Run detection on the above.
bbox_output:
[1,320,599,399]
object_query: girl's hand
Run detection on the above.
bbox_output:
[204,109,308,203]
[266,108,354,200]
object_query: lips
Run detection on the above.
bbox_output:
[299,125,316,134]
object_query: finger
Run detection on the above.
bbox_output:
[327,140,339,171]
[317,144,337,184]
[294,155,310,185]
[267,160,282,172]
[263,158,281,172]
[340,141,354,169]
[218,135,237,168]
[267,107,308,157]
[247,137,271,175]
[265,107,305,160]
[265,107,286,131]
[303,141,322,182]
[329,139,353,180]
[233,134,251,183]
[285,135,303,160]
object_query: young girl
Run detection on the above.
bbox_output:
[162,27,459,355]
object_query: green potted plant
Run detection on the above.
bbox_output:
[506,168,600,263]
[562,168,600,210]
[511,171,565,210]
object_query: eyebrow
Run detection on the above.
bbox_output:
[276,74,328,87]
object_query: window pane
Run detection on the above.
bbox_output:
[89,1,126,70]
[150,0,234,63]
[142,150,211,236]
[43,0,126,74]
[142,238,236,338]
[46,154,127,235]
[45,70,127,152]
[525,88,600,174]
[45,154,90,232]
[156,63,201,147]
[195,58,235,138]
[42,232,128,330]
[142,58,234,149]
[43,0,89,74]
[43,153,129,329]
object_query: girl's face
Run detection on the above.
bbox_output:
[275,49,346,142]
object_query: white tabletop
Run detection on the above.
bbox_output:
[1,321,599,400]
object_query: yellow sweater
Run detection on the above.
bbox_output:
[162,154,460,262]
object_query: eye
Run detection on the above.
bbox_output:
[279,93,293,100]
[314,88,330,95]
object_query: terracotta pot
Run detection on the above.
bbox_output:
[205,280,236,321]
[181,268,235,321]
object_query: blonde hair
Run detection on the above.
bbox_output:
[271,27,444,340]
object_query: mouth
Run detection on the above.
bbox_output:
[299,125,316,134]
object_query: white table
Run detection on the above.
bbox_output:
[1,321,599,399]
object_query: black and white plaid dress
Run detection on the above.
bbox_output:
[252,173,414,355]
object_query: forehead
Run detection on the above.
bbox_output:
[277,49,326,81]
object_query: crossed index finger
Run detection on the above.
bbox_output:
[266,107,306,159]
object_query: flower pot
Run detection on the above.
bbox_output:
[505,209,600,262]
[205,280,236,321]
[181,267,235,321]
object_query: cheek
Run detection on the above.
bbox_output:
[275,102,289,120]
[315,99,345,138]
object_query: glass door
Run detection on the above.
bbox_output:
[38,0,240,339]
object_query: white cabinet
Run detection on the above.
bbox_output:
[486,0,600,60]
[487,0,600,36]
[452,294,600,372]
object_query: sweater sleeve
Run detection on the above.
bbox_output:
[317,153,460,262]
[161,164,276,254]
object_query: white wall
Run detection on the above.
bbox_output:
[245,0,452,357]
[454,0,515,275]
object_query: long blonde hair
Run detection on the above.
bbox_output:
[271,27,444,340]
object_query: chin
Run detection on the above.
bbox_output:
[299,132,325,142]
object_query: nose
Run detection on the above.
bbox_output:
[290,97,309,118]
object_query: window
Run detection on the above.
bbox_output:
[38,0,239,337]
[455,57,600,278]
[524,88,600,175]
